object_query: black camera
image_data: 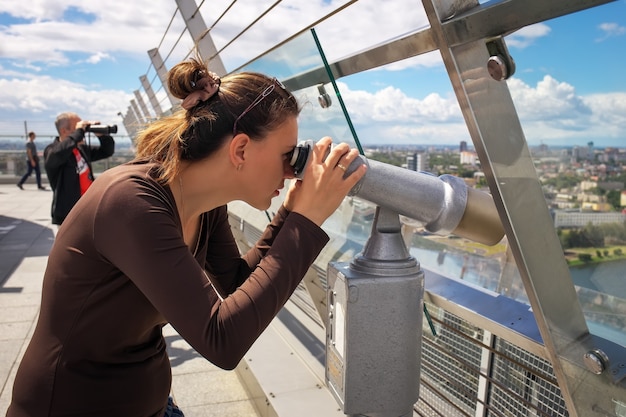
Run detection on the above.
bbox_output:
[85,124,118,135]
[289,140,314,180]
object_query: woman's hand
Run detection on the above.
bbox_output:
[284,137,367,226]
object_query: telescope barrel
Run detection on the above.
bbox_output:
[346,157,505,246]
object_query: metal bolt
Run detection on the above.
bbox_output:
[583,349,609,375]
[317,84,332,108]
[487,55,508,81]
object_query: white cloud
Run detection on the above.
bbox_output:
[597,22,626,41]
[505,23,551,49]
[330,81,466,144]
[85,52,112,65]
[209,0,430,68]
[0,76,132,136]
[507,75,625,143]
[582,92,626,134]
[508,76,590,121]
[340,83,461,124]
[0,1,178,65]
[311,75,626,146]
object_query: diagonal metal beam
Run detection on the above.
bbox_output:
[421,0,624,416]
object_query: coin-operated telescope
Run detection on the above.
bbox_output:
[290,140,504,246]
[290,141,505,416]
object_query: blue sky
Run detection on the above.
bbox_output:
[0,0,624,147]
[512,3,625,95]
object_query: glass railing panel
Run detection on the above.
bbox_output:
[234,27,532,303]
[506,3,626,346]
[230,8,626,343]
[304,51,532,304]
[309,3,626,347]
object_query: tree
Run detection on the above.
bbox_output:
[583,223,605,247]
[606,190,621,210]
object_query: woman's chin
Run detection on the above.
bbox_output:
[249,199,272,211]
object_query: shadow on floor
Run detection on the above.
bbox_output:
[165,334,202,368]
[0,214,55,290]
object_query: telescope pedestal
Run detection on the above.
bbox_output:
[325,206,425,417]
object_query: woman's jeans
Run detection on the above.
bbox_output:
[163,397,185,417]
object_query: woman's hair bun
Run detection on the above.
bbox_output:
[167,58,207,100]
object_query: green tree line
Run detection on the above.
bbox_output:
[558,221,626,249]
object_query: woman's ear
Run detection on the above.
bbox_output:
[229,133,249,168]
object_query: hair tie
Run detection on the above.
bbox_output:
[181,71,221,110]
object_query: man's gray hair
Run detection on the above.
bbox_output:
[54,112,79,134]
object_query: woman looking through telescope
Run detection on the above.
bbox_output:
[8,57,366,416]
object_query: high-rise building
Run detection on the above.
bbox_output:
[406,152,417,171]
[416,153,429,172]
[407,152,429,172]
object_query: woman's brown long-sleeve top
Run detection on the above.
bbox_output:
[7,161,329,417]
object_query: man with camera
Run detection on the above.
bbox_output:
[44,112,115,225]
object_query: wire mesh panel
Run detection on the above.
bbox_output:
[489,340,568,417]
[417,303,483,415]
[417,302,570,417]
[416,382,473,417]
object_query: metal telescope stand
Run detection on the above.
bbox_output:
[326,206,424,417]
